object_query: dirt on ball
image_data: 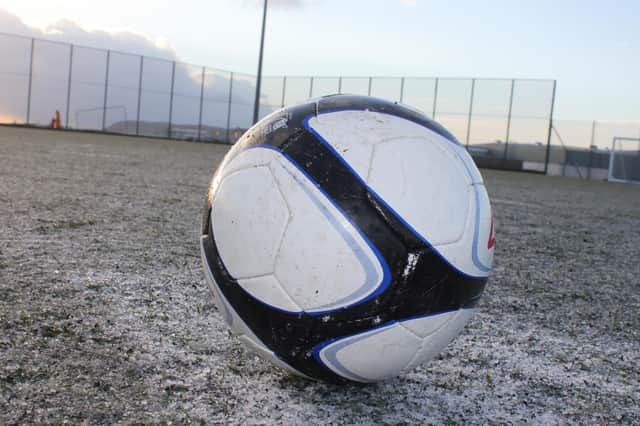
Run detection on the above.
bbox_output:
[0,126,638,424]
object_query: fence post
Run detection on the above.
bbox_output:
[431,77,439,119]
[309,76,314,99]
[168,60,176,138]
[367,77,373,96]
[136,56,144,136]
[197,66,205,141]
[225,72,234,143]
[26,38,35,124]
[338,76,342,94]
[465,79,476,148]
[399,77,405,103]
[608,137,617,181]
[280,76,287,108]
[102,50,111,131]
[503,79,515,160]
[587,120,596,179]
[543,80,558,175]
[65,44,74,128]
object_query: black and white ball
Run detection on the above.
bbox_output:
[200,95,494,383]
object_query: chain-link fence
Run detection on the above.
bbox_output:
[4,31,637,181]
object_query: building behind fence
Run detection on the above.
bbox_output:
[1,32,638,181]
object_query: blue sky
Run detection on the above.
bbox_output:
[0,0,638,121]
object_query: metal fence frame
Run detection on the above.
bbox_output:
[0,31,572,175]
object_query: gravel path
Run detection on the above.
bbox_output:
[1,126,638,424]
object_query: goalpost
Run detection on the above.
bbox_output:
[608,137,640,183]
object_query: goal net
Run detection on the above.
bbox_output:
[608,137,640,183]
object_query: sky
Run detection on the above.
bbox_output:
[0,0,638,122]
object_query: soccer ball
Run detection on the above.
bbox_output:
[200,95,494,383]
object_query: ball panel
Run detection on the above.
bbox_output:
[268,155,385,313]
[237,275,302,313]
[317,322,422,382]
[434,183,493,277]
[207,145,281,205]
[212,164,290,279]
[306,110,380,179]
[400,310,455,338]
[369,138,470,246]
[404,309,476,371]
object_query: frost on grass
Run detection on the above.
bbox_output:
[0,127,639,424]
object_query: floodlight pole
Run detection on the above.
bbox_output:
[543,80,557,175]
[252,0,268,125]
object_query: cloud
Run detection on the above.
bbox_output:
[0,9,177,60]
[399,0,417,6]
[0,7,27,33]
